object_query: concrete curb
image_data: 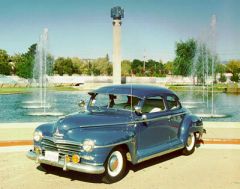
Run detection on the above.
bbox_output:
[0,140,32,147]
[199,138,240,145]
[0,139,240,147]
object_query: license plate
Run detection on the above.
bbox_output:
[45,151,59,162]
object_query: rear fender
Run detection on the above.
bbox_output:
[179,114,203,145]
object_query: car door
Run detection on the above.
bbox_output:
[165,95,185,145]
[136,96,173,156]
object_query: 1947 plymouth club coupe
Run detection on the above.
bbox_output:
[27,84,205,183]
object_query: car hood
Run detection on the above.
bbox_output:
[55,111,134,132]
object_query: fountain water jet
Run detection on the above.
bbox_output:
[34,28,48,111]
[193,15,227,119]
[24,28,63,116]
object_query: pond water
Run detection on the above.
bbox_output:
[0,90,239,123]
[176,91,240,122]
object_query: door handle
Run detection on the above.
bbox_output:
[167,116,171,121]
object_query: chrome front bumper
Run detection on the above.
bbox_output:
[26,150,105,174]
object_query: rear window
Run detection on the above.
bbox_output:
[142,96,166,113]
[166,95,181,110]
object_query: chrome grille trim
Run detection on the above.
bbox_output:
[41,138,83,155]
[43,136,83,146]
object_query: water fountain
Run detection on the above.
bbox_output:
[23,28,63,116]
[181,35,205,110]
[194,15,227,118]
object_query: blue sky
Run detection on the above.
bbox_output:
[0,0,239,62]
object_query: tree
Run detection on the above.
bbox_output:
[54,57,73,76]
[215,63,227,83]
[47,54,54,76]
[121,60,131,76]
[230,74,239,82]
[219,74,227,83]
[131,59,144,76]
[90,56,112,76]
[145,59,163,77]
[15,44,37,78]
[227,60,240,74]
[173,39,196,76]
[64,58,74,75]
[216,63,226,75]
[71,57,89,75]
[0,49,11,75]
[226,60,240,82]
[54,57,64,75]
[164,61,174,75]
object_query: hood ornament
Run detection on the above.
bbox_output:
[53,127,64,138]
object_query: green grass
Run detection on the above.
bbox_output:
[0,87,31,94]
[0,86,81,94]
[167,84,227,93]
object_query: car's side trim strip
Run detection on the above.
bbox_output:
[133,112,186,124]
[79,112,186,128]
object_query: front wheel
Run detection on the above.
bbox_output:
[101,148,127,184]
[182,133,196,155]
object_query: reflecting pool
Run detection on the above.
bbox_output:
[0,90,239,122]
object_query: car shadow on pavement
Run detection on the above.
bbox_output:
[36,150,183,183]
[37,165,103,183]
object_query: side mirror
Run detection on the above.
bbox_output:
[134,105,142,116]
[78,100,86,108]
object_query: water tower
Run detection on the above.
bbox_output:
[111,6,124,84]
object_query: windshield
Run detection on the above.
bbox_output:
[88,93,140,112]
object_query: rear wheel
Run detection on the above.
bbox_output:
[101,148,127,184]
[182,133,196,155]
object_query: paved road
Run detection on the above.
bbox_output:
[1,148,239,189]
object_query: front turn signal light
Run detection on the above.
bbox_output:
[65,155,71,163]
[34,146,42,155]
[72,154,80,164]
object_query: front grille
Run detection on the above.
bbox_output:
[41,138,83,159]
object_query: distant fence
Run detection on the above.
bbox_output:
[0,75,29,87]
[0,74,238,88]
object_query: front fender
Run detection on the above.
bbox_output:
[66,126,135,165]
[34,123,55,146]
[179,114,204,145]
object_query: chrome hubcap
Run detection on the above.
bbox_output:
[186,133,195,151]
[109,155,119,171]
[187,136,192,146]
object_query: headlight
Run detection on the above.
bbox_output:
[33,131,43,142]
[82,140,95,152]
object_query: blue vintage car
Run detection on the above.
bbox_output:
[27,84,205,183]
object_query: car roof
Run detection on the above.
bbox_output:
[90,84,176,99]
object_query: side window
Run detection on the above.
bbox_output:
[166,95,180,110]
[109,95,140,110]
[91,94,109,107]
[142,96,166,114]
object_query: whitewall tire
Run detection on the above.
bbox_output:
[182,133,196,155]
[102,148,127,184]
